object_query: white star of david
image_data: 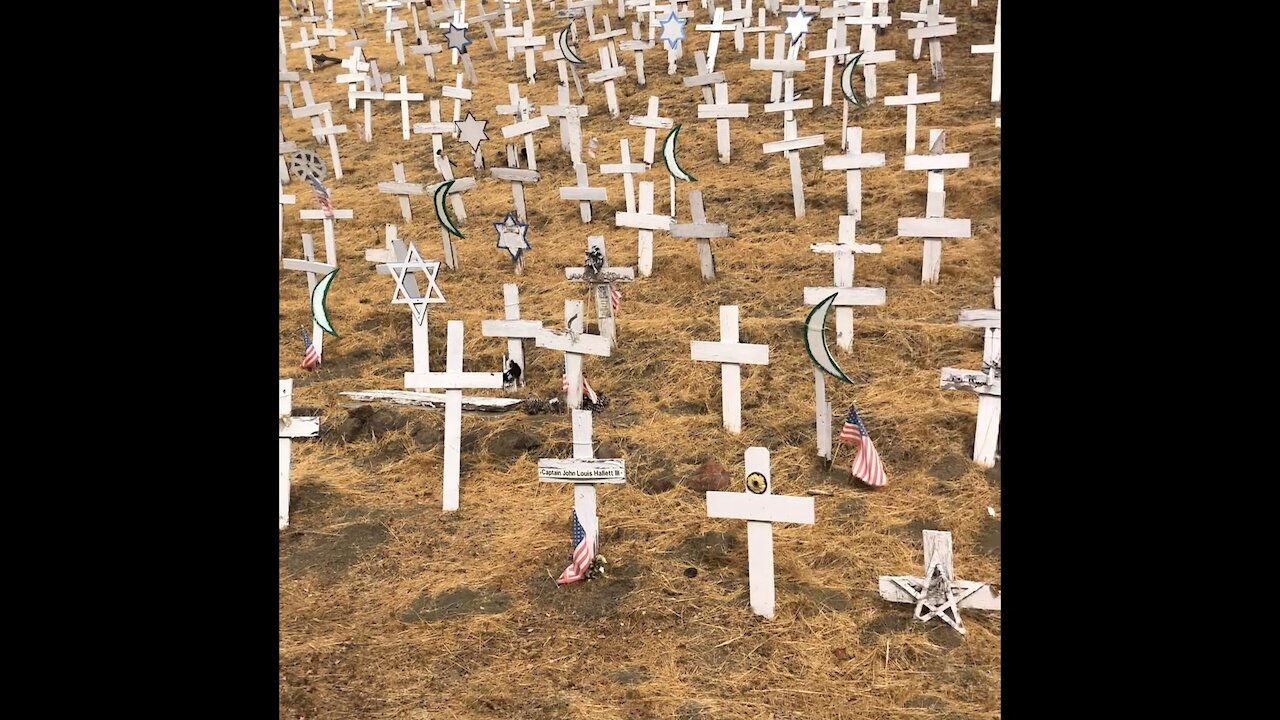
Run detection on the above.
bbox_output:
[385,243,446,326]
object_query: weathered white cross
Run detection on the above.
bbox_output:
[685,50,725,106]
[972,0,1000,103]
[760,79,825,219]
[740,8,781,61]
[822,127,885,221]
[723,0,753,53]
[616,180,673,277]
[691,306,770,433]
[804,216,886,352]
[879,530,1001,634]
[750,34,805,103]
[410,35,444,80]
[291,83,347,178]
[600,138,645,216]
[386,15,410,65]
[538,409,627,552]
[903,1,957,80]
[299,197,354,264]
[350,77,383,142]
[442,72,472,123]
[412,99,459,175]
[467,9,503,52]
[884,72,940,155]
[565,236,635,345]
[536,299,613,410]
[587,46,627,117]
[482,283,544,388]
[629,96,673,166]
[279,56,299,109]
[280,378,321,530]
[847,0,897,102]
[897,129,971,283]
[279,180,296,258]
[695,7,736,73]
[697,82,748,164]
[405,320,505,512]
[560,162,609,223]
[670,189,728,280]
[541,84,590,162]
[587,12,628,63]
[378,161,425,222]
[706,447,816,619]
[809,27,851,108]
[620,22,655,86]
[940,277,1000,466]
[509,20,547,83]
[541,38,588,99]
[291,26,319,72]
[377,236,447,388]
[282,233,338,358]
[279,130,297,185]
[903,0,956,60]
[384,75,425,140]
[497,83,542,167]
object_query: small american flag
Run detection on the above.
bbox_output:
[310,177,334,218]
[839,404,886,487]
[300,329,321,370]
[557,510,594,584]
[609,283,622,314]
[561,361,599,405]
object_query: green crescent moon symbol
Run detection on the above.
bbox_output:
[841,52,865,107]
[805,293,851,383]
[557,25,585,64]
[312,268,339,337]
[434,179,464,239]
[661,124,696,182]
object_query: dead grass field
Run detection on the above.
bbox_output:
[279,1,1001,718]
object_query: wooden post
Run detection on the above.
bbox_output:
[384,75,425,140]
[972,0,1001,103]
[280,379,321,530]
[897,130,971,283]
[560,163,608,222]
[279,181,296,259]
[587,46,627,117]
[537,410,627,549]
[705,447,816,619]
[691,306,770,433]
[482,283,544,388]
[670,190,727,280]
[405,321,505,512]
[620,24,653,86]
[600,138,645,215]
[814,368,832,460]
[821,127,885,221]
[879,530,1002,634]
[535,300,614,410]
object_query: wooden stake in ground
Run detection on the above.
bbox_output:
[705,447,816,620]
[280,379,321,530]
[884,73,940,155]
[804,216,885,353]
[615,180,672,277]
[404,320,505,512]
[972,0,1001,103]
[897,129,971,283]
[410,35,444,80]
[282,233,338,359]
[482,283,543,387]
[560,162,608,223]
[697,82,748,164]
[620,23,654,85]
[378,162,426,222]
[535,299,613,410]
[377,238,447,390]
[670,189,728,280]
[822,127,885,221]
[587,46,627,117]
[879,530,1001,634]
[538,409,627,558]
[940,277,1000,466]
[565,236,635,346]
[690,306,770,434]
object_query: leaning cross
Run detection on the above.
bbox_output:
[541,83,590,162]
[560,162,608,223]
[903,1,957,80]
[878,530,1001,634]
[897,129,971,283]
[291,26,319,72]
[940,277,1001,466]
[536,299,613,410]
[482,283,544,388]
[538,409,627,554]
[706,447,816,619]
[628,96,673,166]
[760,81,825,219]
[691,305,770,434]
[695,7,736,73]
[670,189,728,280]
[411,33,445,79]
[281,233,338,359]
[299,197,354,265]
[565,235,635,345]
[280,378,321,530]
[884,72,941,155]
[378,161,426,222]
[804,216,886,352]
[405,320,505,512]
[848,0,897,102]
[587,46,627,117]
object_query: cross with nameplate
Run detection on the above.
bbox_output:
[538,409,627,556]
[565,235,635,345]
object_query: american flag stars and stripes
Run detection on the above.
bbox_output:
[310,177,334,219]
[840,404,886,488]
[609,283,622,314]
[556,510,595,584]
[300,329,321,370]
[561,361,599,405]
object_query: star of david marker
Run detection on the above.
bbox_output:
[494,212,530,259]
[784,9,813,47]
[445,23,472,54]
[455,111,489,151]
[659,11,687,49]
[386,242,446,325]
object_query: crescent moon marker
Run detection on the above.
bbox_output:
[312,268,339,337]
[434,179,465,239]
[841,52,865,107]
[557,25,586,65]
[661,124,696,182]
[804,293,851,383]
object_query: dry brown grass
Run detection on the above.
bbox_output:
[280,2,1001,718]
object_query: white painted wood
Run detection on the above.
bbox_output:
[601,138,642,215]
[501,114,552,139]
[801,286,888,307]
[896,217,972,238]
[706,491,817,525]
[630,97,672,165]
[340,390,523,411]
[615,209,674,231]
[750,58,806,72]
[384,75,425,140]
[489,167,542,183]
[972,0,1001,103]
[379,162,425,223]
[538,458,627,482]
[761,134,825,154]
[884,74,940,154]
[878,530,1001,634]
[280,379,320,530]
[536,300,613,409]
[958,309,1001,328]
[690,306,770,434]
[560,163,608,222]
[878,576,1002,610]
[564,236,634,344]
[815,368,832,460]
[671,190,725,280]
[691,51,718,104]
[589,46,625,116]
[904,153,971,171]
[822,128,884,220]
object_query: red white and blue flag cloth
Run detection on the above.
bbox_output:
[609,283,622,314]
[561,361,599,405]
[557,510,594,584]
[300,329,321,370]
[310,177,334,219]
[840,403,886,488]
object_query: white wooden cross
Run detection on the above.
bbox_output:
[410,36,444,80]
[587,46,627,117]
[691,306,770,434]
[280,379,321,530]
[279,180,296,258]
[378,161,425,222]
[442,72,473,122]
[822,127,885,221]
[299,198,354,264]
[940,277,1000,466]
[279,56,299,109]
[705,447,815,619]
[879,530,1001,634]
[279,16,293,57]
[542,38,588,99]
[903,1,957,80]
[670,189,728,280]
[750,34,805,103]
[560,162,608,222]
[740,8,781,61]
[804,216,885,352]
[538,409,627,553]
[697,82,748,164]
[282,233,338,358]
[723,0,753,53]
[629,96,673,166]
[413,99,458,174]
[684,50,725,106]
[600,138,645,217]
[350,77,383,142]
[760,80,825,219]
[279,130,297,185]
[376,236,447,388]
[498,83,544,168]
[808,27,850,108]
[468,9,503,51]
[509,20,547,83]
[570,0,605,35]
[291,83,347,179]
[491,166,541,222]
[386,15,410,65]
[884,73,940,155]
[291,26,320,72]
[898,129,971,284]
[848,0,896,102]
[616,180,673,277]
[482,283,544,388]
[494,4,524,61]
[384,75,425,140]
[541,84,590,163]
[695,7,736,73]
[620,23,655,86]
[536,299,613,410]
[902,0,955,60]
[972,0,1000,103]
[565,235,635,345]
[405,320,505,512]
[587,12,628,62]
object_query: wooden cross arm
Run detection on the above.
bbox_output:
[900,12,958,23]
[601,162,649,174]
[292,103,333,119]
[629,115,675,130]
[897,217,972,239]
[341,390,523,412]
[822,153,887,171]
[412,121,457,135]
[501,115,551,139]
[378,181,426,195]
[537,459,627,483]
[671,223,729,239]
[615,212,674,231]
[427,177,478,194]
[691,341,769,366]
[698,104,749,119]
[280,416,321,438]
[565,267,636,283]
[764,99,813,114]
[762,135,826,154]
[620,40,654,51]
[587,67,628,83]
[904,153,971,172]
[442,86,473,100]
[482,319,544,339]
[282,258,337,275]
[809,242,882,254]
[906,24,959,41]
[750,59,806,73]
[410,43,444,55]
[940,368,1000,395]
[958,309,1001,328]
[706,491,815,524]
[803,287,886,307]
[561,186,608,201]
[858,50,898,65]
[878,576,1001,611]
[884,91,942,106]
[300,209,356,220]
[491,168,541,183]
[684,72,726,87]
[535,329,613,356]
[404,371,506,389]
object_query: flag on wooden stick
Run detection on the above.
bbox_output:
[300,329,321,370]
[839,403,886,487]
[609,283,622,314]
[557,510,595,584]
[310,177,334,218]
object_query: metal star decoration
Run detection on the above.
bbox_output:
[493,212,531,261]
[784,8,814,46]
[444,23,472,53]
[658,11,687,50]
[455,111,489,153]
